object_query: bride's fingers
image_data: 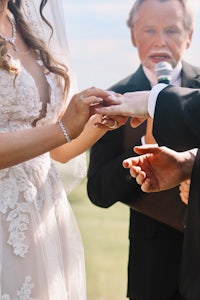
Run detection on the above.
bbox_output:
[95,115,127,130]
[95,118,118,130]
[82,96,104,106]
[79,87,111,100]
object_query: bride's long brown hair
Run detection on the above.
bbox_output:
[0,0,70,97]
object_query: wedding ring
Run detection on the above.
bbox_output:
[80,94,84,100]
[109,120,118,129]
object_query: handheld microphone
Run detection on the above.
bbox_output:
[154,61,173,84]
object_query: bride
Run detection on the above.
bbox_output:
[0,0,125,299]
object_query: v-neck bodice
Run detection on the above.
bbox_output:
[0,56,64,131]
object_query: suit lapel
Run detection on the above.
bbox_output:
[181,61,200,88]
[126,65,152,92]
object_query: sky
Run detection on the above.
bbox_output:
[63,0,200,91]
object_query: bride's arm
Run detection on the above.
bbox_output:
[0,123,65,169]
[0,87,108,169]
[50,115,107,163]
[50,111,128,163]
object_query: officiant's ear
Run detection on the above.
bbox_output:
[130,29,137,47]
[185,29,193,49]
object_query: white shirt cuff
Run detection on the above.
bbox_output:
[189,148,198,157]
[148,83,168,118]
[141,136,145,145]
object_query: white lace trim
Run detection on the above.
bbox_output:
[0,166,38,257]
[0,275,34,300]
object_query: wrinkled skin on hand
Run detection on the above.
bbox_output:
[95,91,150,120]
[123,145,194,193]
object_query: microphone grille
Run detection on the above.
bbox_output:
[154,61,173,84]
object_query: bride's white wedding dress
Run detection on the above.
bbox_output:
[0,57,86,300]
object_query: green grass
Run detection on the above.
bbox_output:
[56,163,129,300]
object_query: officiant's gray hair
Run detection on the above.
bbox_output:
[127,0,194,33]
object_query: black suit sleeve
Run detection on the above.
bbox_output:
[153,85,200,148]
[152,85,200,298]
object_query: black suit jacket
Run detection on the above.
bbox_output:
[151,82,200,300]
[87,62,200,300]
[153,85,200,148]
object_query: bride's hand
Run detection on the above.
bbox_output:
[61,87,111,139]
[94,114,128,130]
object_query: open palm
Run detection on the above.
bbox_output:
[123,145,194,193]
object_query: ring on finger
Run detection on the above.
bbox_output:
[80,94,84,100]
[109,120,118,129]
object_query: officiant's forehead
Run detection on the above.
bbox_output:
[127,0,194,33]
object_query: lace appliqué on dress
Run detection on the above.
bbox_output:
[0,58,63,258]
[1,275,34,300]
[0,167,37,257]
[15,276,34,300]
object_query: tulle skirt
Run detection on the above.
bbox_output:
[0,154,86,300]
